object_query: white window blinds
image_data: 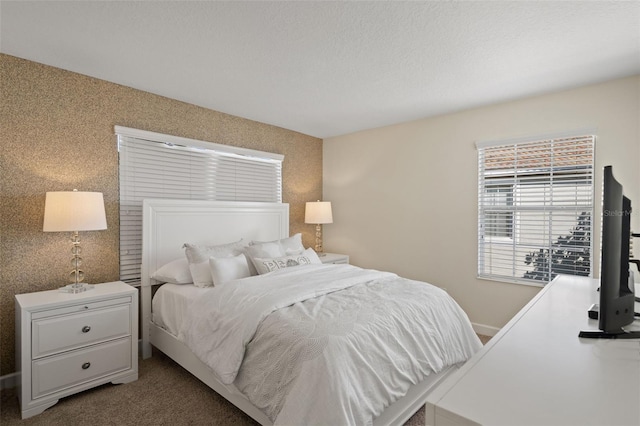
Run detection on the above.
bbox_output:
[116,126,283,283]
[477,134,594,285]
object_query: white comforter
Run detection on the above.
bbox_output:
[178,264,481,425]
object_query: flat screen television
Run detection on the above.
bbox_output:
[579,166,640,339]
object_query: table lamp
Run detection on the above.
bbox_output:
[305,201,333,255]
[43,190,107,293]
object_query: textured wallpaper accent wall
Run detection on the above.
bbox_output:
[0,54,322,376]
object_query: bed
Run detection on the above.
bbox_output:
[141,199,481,426]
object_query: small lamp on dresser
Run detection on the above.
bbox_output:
[43,189,107,293]
[305,200,333,256]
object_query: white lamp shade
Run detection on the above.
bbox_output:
[43,191,107,232]
[305,201,333,224]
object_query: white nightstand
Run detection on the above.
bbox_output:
[15,281,138,419]
[319,252,349,264]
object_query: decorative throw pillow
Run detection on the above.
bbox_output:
[150,258,193,284]
[209,253,251,286]
[184,239,247,287]
[244,242,284,276]
[246,234,305,275]
[252,248,322,275]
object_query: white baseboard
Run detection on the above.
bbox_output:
[0,372,18,390]
[472,322,500,337]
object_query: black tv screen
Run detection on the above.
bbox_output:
[580,166,638,339]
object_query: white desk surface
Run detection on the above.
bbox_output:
[428,275,640,426]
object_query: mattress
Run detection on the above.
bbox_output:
[152,283,212,336]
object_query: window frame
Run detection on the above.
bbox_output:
[477,133,595,286]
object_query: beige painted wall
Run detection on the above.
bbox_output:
[323,76,640,333]
[0,54,322,375]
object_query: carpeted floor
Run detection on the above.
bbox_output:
[1,335,491,425]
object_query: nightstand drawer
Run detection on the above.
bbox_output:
[32,304,131,359]
[32,337,132,399]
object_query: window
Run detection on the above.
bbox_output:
[477,134,594,285]
[116,126,283,284]
[484,185,513,238]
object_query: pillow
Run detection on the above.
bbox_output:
[150,258,193,284]
[184,239,247,287]
[245,241,284,259]
[246,234,305,275]
[209,254,251,286]
[243,242,282,275]
[250,233,304,254]
[252,248,322,275]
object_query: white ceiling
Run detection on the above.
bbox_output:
[2,1,639,138]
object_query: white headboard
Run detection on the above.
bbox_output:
[140,199,289,357]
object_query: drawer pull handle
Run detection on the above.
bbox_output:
[82,326,91,333]
[82,362,91,370]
